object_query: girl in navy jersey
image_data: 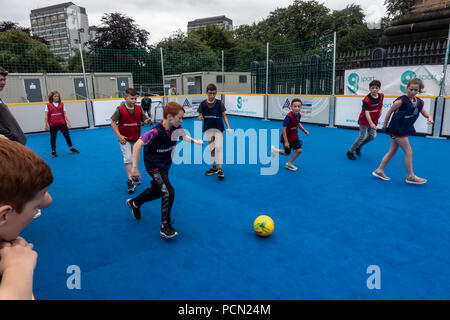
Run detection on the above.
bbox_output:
[347,80,384,160]
[372,78,434,184]
[197,83,232,179]
[271,98,309,171]
[126,102,203,239]
[44,90,79,157]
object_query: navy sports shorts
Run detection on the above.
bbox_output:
[284,139,303,155]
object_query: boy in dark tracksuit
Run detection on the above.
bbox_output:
[126,102,203,239]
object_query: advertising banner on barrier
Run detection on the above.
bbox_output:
[167,95,202,118]
[345,65,446,96]
[268,95,330,124]
[92,98,163,126]
[335,96,434,134]
[8,101,89,133]
[442,98,450,136]
[224,94,264,118]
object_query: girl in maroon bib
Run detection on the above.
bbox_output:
[44,90,79,157]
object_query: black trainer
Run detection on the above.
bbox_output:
[355,148,361,157]
[217,169,224,179]
[70,147,80,154]
[346,151,356,160]
[132,176,141,185]
[126,198,141,221]
[160,223,178,239]
[51,150,57,157]
[205,167,219,175]
[127,179,136,194]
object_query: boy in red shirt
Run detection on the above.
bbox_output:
[347,80,384,160]
[271,98,309,171]
[111,88,151,193]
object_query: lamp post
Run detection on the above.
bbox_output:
[71,9,94,128]
[71,10,89,100]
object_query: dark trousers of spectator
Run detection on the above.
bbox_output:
[50,125,73,151]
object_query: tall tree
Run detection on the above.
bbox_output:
[189,24,235,51]
[0,20,48,44]
[384,0,417,19]
[157,31,220,74]
[88,13,150,49]
[0,29,64,73]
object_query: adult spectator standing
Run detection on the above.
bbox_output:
[0,67,26,145]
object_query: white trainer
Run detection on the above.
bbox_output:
[285,162,298,171]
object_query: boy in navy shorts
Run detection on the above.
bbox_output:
[197,83,232,179]
[126,102,203,239]
[271,98,309,171]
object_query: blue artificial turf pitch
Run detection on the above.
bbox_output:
[22,116,450,299]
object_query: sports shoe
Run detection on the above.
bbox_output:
[205,167,219,175]
[217,169,224,179]
[372,170,390,181]
[355,148,361,157]
[126,198,141,221]
[160,223,178,239]
[285,162,298,171]
[34,209,42,219]
[51,150,57,157]
[132,176,141,185]
[127,179,136,194]
[406,175,427,185]
[70,147,80,154]
[346,151,356,160]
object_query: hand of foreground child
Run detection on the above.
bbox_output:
[0,237,37,274]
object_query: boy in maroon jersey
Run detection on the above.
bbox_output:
[347,80,384,160]
[111,88,151,193]
[271,98,309,171]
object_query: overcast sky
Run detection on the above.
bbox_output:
[2,0,387,44]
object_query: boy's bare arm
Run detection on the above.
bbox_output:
[298,123,309,136]
[110,121,126,144]
[182,135,204,145]
[364,110,376,128]
[282,126,289,146]
[130,139,144,179]
[222,112,232,134]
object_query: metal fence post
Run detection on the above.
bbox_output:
[222,50,225,93]
[264,42,269,121]
[328,32,337,128]
[160,47,166,106]
[430,24,450,138]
